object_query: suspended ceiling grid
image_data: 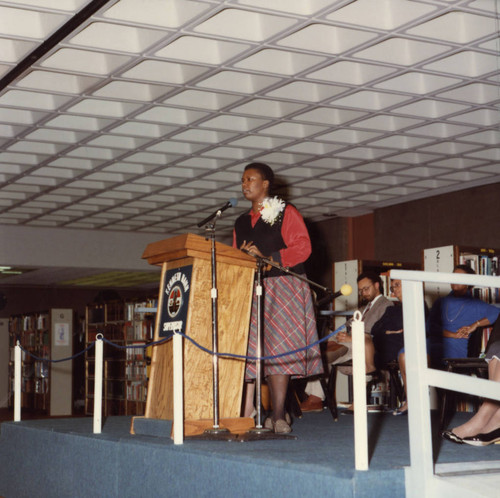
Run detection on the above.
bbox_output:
[0,0,499,287]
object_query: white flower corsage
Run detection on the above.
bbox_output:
[260,196,285,226]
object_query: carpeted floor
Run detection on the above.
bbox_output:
[0,408,498,497]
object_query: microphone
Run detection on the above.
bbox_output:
[316,284,352,307]
[332,284,352,300]
[197,198,238,227]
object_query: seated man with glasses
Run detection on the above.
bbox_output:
[300,271,393,413]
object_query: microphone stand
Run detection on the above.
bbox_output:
[188,212,233,441]
[240,252,336,441]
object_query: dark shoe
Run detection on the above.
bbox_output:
[462,428,500,447]
[299,395,324,412]
[393,408,408,416]
[341,408,354,415]
[441,430,463,444]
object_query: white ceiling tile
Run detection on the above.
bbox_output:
[277,24,377,53]
[155,36,251,65]
[0,124,27,137]
[438,171,492,182]
[335,147,393,160]
[316,128,382,143]
[0,37,37,63]
[326,0,437,30]
[437,83,500,105]
[265,81,347,102]
[25,128,90,143]
[375,72,462,94]
[429,158,485,169]
[292,107,366,125]
[0,151,41,165]
[121,60,209,84]
[0,107,47,124]
[331,90,411,110]
[258,122,327,138]
[306,61,397,85]
[18,175,58,187]
[364,174,412,185]
[474,164,500,175]
[0,90,71,110]
[110,121,176,137]
[283,142,341,154]
[135,106,208,125]
[5,0,87,11]
[122,151,171,165]
[7,140,66,154]
[384,152,441,164]
[199,114,269,131]
[201,147,250,160]
[406,11,498,43]
[392,99,470,117]
[235,49,326,75]
[228,135,291,149]
[67,99,142,117]
[44,114,113,131]
[163,90,243,110]
[48,158,101,170]
[147,141,205,154]
[102,0,210,28]
[399,166,450,177]
[409,122,477,138]
[306,158,359,169]
[87,135,149,149]
[178,157,226,169]
[66,147,121,160]
[196,71,280,93]
[193,8,297,42]
[68,22,167,53]
[153,168,195,179]
[230,99,306,118]
[418,142,481,155]
[16,70,100,93]
[460,130,500,145]
[376,186,425,196]
[40,48,132,75]
[234,0,334,15]
[405,179,458,189]
[92,81,173,101]
[0,5,69,39]
[368,135,431,149]
[466,148,500,161]
[171,129,237,144]
[353,38,449,65]
[352,115,423,131]
[423,51,499,77]
[448,109,499,126]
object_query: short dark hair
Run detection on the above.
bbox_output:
[454,264,475,275]
[357,271,384,294]
[244,162,274,193]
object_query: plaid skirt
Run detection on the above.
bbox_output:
[245,275,323,379]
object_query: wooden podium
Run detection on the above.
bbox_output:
[132,233,256,435]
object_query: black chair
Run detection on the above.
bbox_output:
[439,326,490,430]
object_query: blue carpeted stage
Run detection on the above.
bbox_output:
[0,410,499,497]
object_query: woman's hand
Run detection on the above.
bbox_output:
[240,240,265,258]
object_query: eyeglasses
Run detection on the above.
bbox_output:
[358,284,373,294]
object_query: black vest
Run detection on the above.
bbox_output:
[234,206,305,278]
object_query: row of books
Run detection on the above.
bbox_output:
[460,253,498,276]
[126,381,147,402]
[9,314,48,333]
[125,363,147,380]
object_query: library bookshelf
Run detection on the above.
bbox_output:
[84,299,156,417]
[8,308,73,416]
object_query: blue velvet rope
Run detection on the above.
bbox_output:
[17,324,346,363]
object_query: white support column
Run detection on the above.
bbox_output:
[401,279,434,497]
[14,341,21,422]
[173,331,184,445]
[352,310,368,471]
[93,336,103,434]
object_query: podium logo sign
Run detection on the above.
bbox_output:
[159,265,192,337]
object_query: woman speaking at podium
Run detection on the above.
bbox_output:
[233,162,322,434]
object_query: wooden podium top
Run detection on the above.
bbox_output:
[142,233,256,268]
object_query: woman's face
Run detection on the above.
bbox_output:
[390,279,402,301]
[241,168,269,203]
[451,268,469,296]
